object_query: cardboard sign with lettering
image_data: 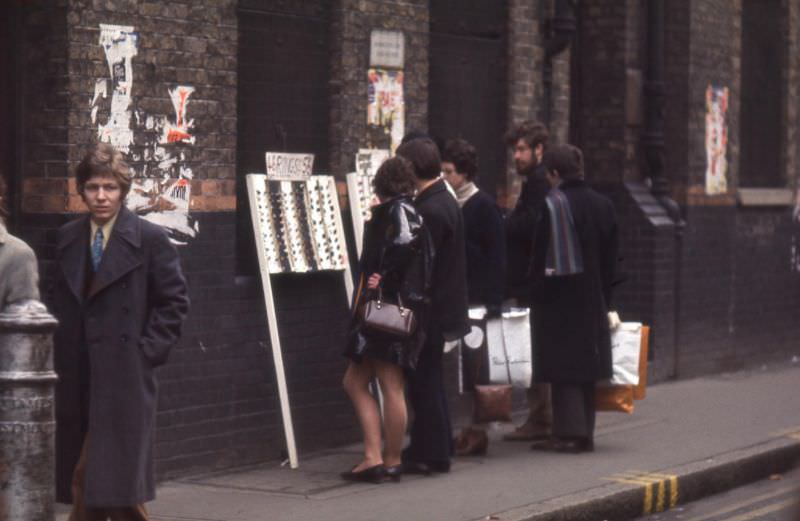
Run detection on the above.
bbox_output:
[265,152,314,181]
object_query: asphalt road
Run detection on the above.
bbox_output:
[637,466,800,521]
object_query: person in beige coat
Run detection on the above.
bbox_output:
[0,176,40,308]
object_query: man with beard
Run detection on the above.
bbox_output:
[502,121,554,443]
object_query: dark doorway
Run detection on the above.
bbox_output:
[236,1,332,275]
[429,0,508,197]
[0,4,20,228]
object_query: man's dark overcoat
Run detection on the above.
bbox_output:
[50,207,189,507]
[530,179,617,384]
[413,179,469,340]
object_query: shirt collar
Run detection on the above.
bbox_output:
[89,211,120,251]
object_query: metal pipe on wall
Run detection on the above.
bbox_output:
[642,0,684,379]
[542,0,576,127]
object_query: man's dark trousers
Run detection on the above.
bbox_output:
[404,326,453,470]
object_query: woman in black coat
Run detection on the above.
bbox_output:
[342,156,432,483]
[442,138,506,456]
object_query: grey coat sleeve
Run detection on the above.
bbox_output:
[1,237,41,307]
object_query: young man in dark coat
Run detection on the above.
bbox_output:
[502,121,554,442]
[529,144,618,453]
[396,136,469,474]
[50,143,189,520]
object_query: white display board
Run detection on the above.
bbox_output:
[247,173,354,469]
[346,149,388,256]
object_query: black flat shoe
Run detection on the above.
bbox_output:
[530,437,593,454]
[384,465,403,482]
[340,463,386,483]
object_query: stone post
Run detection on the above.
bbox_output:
[0,301,58,521]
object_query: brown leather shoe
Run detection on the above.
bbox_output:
[454,427,489,456]
[502,424,550,442]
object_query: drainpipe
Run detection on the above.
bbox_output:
[642,0,684,379]
[543,0,576,127]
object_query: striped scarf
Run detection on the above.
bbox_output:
[544,187,584,276]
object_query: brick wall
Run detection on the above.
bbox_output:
[502,0,546,208]
[329,0,430,177]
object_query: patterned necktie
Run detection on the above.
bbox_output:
[91,227,104,271]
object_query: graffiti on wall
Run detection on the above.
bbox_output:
[367,68,404,153]
[705,85,729,195]
[91,24,198,243]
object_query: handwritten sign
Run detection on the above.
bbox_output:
[265,152,314,181]
[370,30,405,69]
[355,148,390,177]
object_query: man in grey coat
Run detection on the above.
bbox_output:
[50,143,189,520]
[0,176,40,307]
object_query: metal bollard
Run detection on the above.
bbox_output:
[0,301,58,521]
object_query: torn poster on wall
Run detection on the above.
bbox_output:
[705,85,729,195]
[367,68,404,154]
[91,23,198,244]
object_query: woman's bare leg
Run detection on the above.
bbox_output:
[373,360,407,467]
[343,359,383,471]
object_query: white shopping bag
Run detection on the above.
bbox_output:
[485,308,532,388]
[608,322,642,386]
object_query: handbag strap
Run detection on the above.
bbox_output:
[498,314,513,385]
[375,285,405,310]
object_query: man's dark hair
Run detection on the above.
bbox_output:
[442,138,478,181]
[373,156,416,199]
[76,143,132,197]
[400,130,431,146]
[543,144,583,180]
[505,120,550,149]
[396,137,442,180]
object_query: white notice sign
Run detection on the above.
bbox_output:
[265,152,314,181]
[370,30,405,69]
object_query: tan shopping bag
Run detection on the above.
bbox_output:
[595,384,634,413]
[633,326,650,400]
[596,324,650,413]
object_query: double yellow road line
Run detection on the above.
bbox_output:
[605,470,679,516]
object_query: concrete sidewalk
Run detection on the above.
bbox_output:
[58,364,800,521]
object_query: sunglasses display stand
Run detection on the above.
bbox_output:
[246,173,354,469]
[345,172,376,258]
[346,149,387,257]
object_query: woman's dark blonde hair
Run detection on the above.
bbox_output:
[372,156,416,199]
[76,143,132,197]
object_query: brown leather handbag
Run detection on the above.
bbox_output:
[473,384,513,423]
[472,324,513,423]
[360,287,417,338]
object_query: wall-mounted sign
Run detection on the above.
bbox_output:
[370,30,405,69]
[265,152,314,181]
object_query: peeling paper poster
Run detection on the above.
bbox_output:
[91,23,198,244]
[97,24,138,153]
[705,85,729,195]
[367,68,404,153]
